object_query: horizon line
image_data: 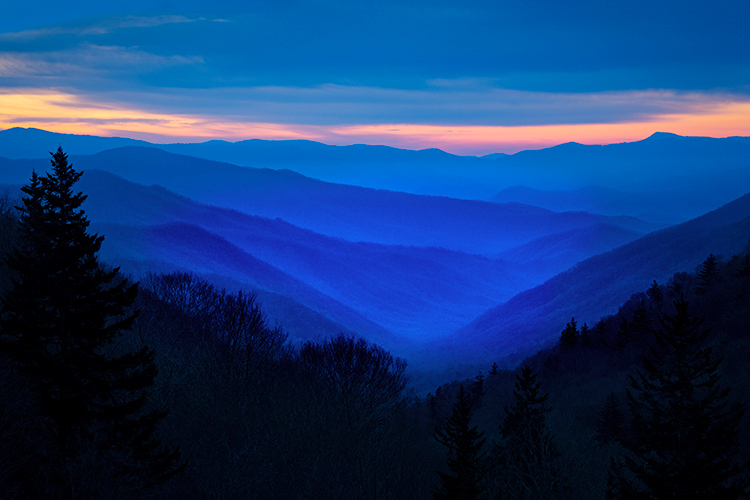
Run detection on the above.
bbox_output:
[4,126,748,158]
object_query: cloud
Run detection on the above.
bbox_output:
[0,15,207,41]
[0,45,203,84]
[84,83,750,128]
[0,1,748,154]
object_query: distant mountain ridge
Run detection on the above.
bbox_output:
[0,156,654,362]
[490,185,680,224]
[0,149,657,257]
[3,129,750,372]
[2,128,750,220]
[447,191,750,368]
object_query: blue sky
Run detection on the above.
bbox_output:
[1,0,749,153]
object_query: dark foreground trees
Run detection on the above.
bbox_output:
[0,148,181,498]
[433,385,487,500]
[608,298,749,500]
[493,364,569,500]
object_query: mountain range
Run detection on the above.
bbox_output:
[2,127,750,221]
[1,127,749,376]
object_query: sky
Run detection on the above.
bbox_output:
[1,0,749,155]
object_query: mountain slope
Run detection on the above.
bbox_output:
[0,151,655,257]
[447,192,750,367]
[2,169,544,347]
[497,222,643,277]
[95,221,399,350]
[71,169,536,338]
[490,185,680,223]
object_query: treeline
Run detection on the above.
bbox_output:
[425,251,750,499]
[1,149,749,499]
[0,151,434,499]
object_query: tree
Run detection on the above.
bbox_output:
[0,148,181,495]
[494,364,567,500]
[646,280,664,309]
[614,317,632,350]
[298,334,408,431]
[592,318,610,349]
[611,298,749,499]
[695,253,720,295]
[579,322,591,348]
[433,385,487,500]
[558,317,579,350]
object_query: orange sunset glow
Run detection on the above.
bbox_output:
[2,90,750,154]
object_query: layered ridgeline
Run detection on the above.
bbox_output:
[0,147,657,257]
[2,129,749,372]
[0,160,650,360]
[0,148,660,363]
[449,192,750,368]
[2,128,750,221]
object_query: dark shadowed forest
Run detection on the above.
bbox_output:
[1,150,749,499]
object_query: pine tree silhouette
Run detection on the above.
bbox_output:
[612,298,749,499]
[695,253,719,295]
[592,318,610,349]
[579,322,591,348]
[647,280,664,309]
[557,317,579,350]
[433,386,487,500]
[0,148,182,495]
[496,364,567,500]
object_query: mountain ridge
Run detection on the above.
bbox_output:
[2,128,750,217]
[447,192,750,368]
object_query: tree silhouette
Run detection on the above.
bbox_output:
[578,322,590,347]
[0,148,181,496]
[495,364,567,500]
[695,253,720,295]
[612,298,748,499]
[433,385,487,500]
[558,317,579,350]
[592,318,610,349]
[647,280,664,309]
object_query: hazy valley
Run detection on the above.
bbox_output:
[2,127,749,376]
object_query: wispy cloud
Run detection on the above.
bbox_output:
[84,83,750,128]
[0,0,748,154]
[0,45,203,82]
[0,15,211,41]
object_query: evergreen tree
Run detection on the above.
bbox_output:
[433,386,487,500]
[613,298,748,499]
[734,252,750,278]
[592,318,610,349]
[614,317,632,350]
[0,148,181,495]
[630,300,654,342]
[695,253,719,294]
[495,365,567,500]
[647,280,664,308]
[579,322,590,348]
[557,317,579,350]
[666,272,692,298]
